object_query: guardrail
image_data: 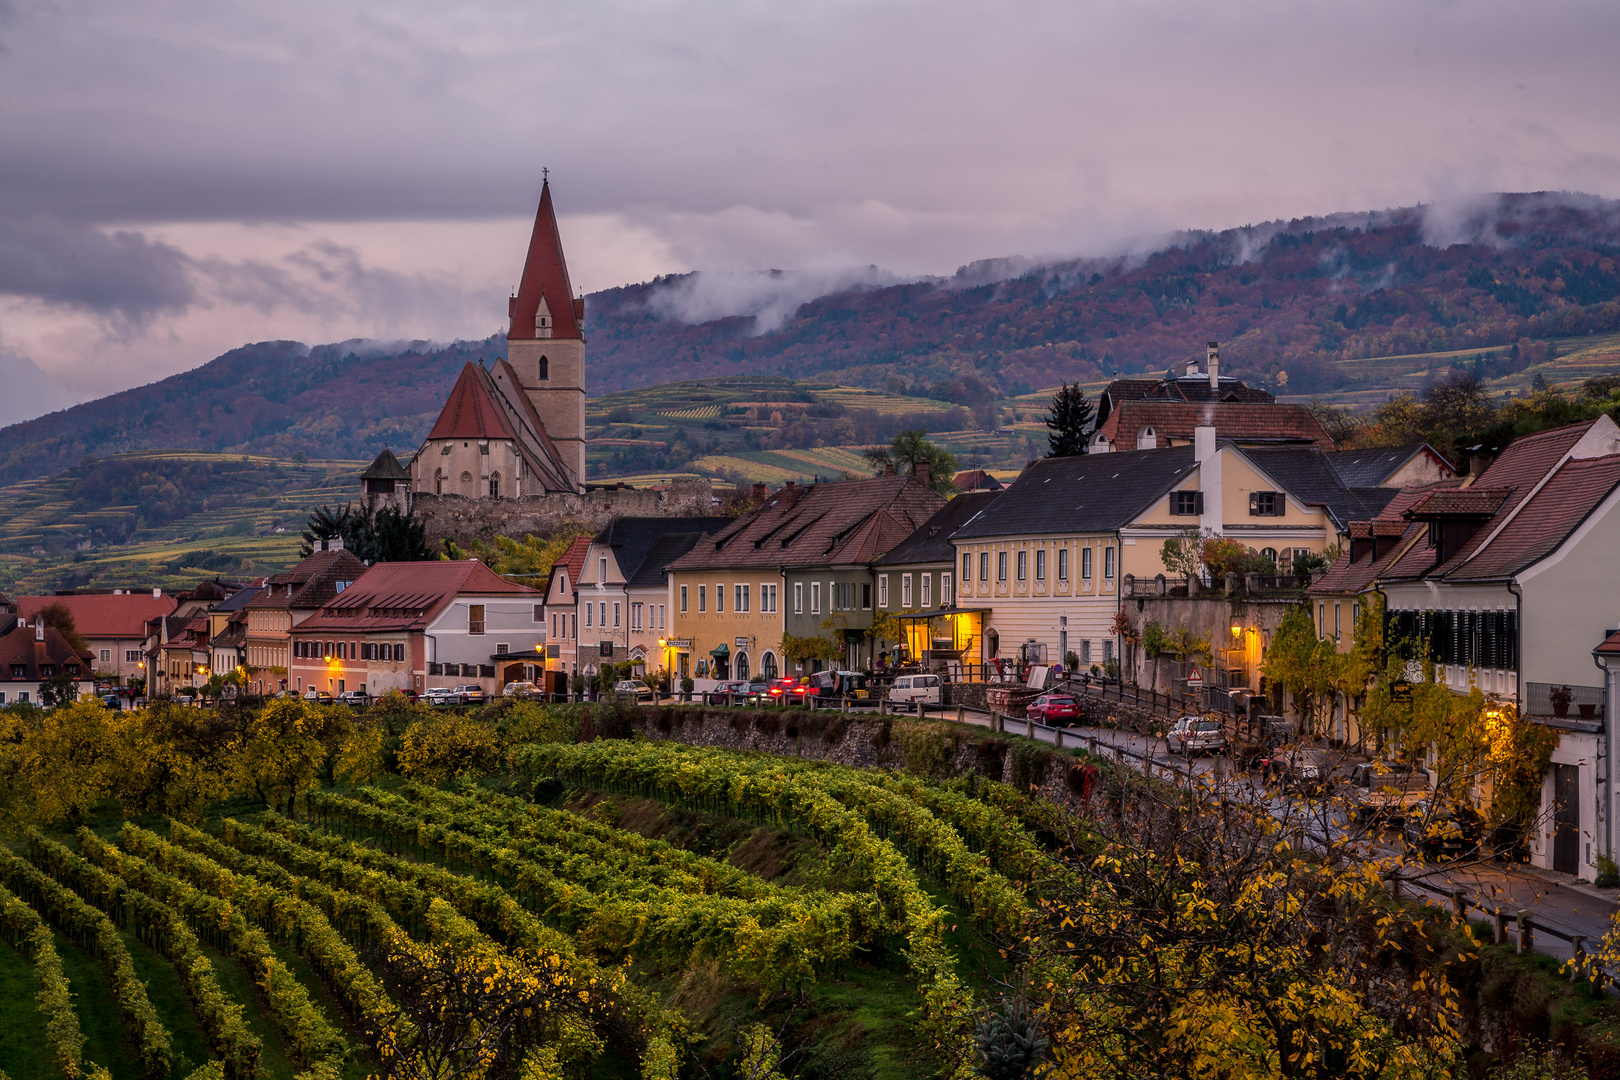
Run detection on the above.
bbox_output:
[1394,872,1598,977]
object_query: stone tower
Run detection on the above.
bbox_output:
[506,180,587,484]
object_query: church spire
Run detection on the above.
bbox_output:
[507,178,582,340]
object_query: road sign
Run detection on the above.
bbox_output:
[1186,666,1203,688]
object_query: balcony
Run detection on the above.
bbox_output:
[1123,573,1313,599]
[1524,681,1605,722]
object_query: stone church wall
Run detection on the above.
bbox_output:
[412,478,715,545]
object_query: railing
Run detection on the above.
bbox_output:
[1395,873,1595,971]
[1123,573,1312,599]
[1525,681,1606,720]
[1066,678,1183,719]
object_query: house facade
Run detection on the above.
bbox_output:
[0,621,95,706]
[243,547,369,696]
[541,536,594,692]
[17,590,175,683]
[873,491,1000,671]
[289,560,543,698]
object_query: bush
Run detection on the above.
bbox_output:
[398,713,504,782]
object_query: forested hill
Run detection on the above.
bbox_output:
[5,192,1620,488]
[0,337,500,488]
[587,193,1620,397]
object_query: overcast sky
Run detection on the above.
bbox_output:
[1,0,1618,425]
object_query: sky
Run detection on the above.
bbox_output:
[1,0,1619,426]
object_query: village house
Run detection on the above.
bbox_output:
[206,585,263,680]
[873,490,1000,671]
[0,620,95,706]
[17,589,175,683]
[288,559,542,699]
[243,545,369,696]
[669,474,941,684]
[541,536,594,694]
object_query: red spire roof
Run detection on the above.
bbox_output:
[508,180,580,340]
[427,363,518,441]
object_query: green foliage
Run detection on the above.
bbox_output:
[1159,526,1207,579]
[973,998,1047,1080]
[33,602,91,657]
[301,502,430,562]
[863,429,957,493]
[782,632,843,663]
[1141,621,1167,660]
[1044,383,1094,458]
[893,719,960,779]
[451,524,596,579]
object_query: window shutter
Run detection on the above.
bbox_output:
[1274,493,1286,516]
[1249,491,1258,513]
[1195,491,1204,514]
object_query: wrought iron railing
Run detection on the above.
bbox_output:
[1525,681,1605,720]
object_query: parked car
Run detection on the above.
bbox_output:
[337,690,370,708]
[1347,761,1430,823]
[615,679,654,702]
[99,694,123,711]
[888,673,942,706]
[451,684,486,706]
[764,677,801,702]
[1166,714,1228,756]
[424,687,462,707]
[1026,694,1081,725]
[1271,747,1333,791]
[1402,798,1483,860]
[804,670,872,702]
[705,680,753,704]
[302,690,335,705]
[503,681,540,699]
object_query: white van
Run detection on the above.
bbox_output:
[887,674,941,706]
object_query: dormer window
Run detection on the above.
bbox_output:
[535,295,554,339]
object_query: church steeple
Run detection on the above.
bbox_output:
[508,179,582,340]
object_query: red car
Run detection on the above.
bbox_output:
[1026,694,1081,725]
[765,677,801,700]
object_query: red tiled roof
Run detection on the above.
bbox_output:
[1310,482,1457,596]
[1597,629,1620,656]
[1403,489,1511,518]
[670,476,943,571]
[1096,401,1334,450]
[508,181,580,341]
[427,363,519,441]
[294,560,538,634]
[18,593,175,639]
[546,535,594,599]
[0,624,93,681]
[1443,455,1620,581]
[248,550,369,612]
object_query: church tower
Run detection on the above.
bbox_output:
[506,179,586,484]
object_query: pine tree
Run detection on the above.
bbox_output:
[1044,383,1094,457]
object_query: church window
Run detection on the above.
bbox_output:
[539,355,549,380]
[489,474,500,498]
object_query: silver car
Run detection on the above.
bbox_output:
[1166,715,1227,756]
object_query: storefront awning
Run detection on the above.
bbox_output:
[710,643,730,657]
[893,606,991,621]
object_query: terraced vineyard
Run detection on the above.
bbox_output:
[0,740,1053,1080]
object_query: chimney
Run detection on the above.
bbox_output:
[329,536,345,552]
[751,482,767,502]
[884,463,895,476]
[1185,354,1199,377]
[35,622,44,642]
[1195,425,1216,463]
[1195,424,1221,536]
[1207,341,1220,390]
[913,459,931,488]
[152,587,162,599]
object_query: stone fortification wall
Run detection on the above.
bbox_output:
[413,478,715,544]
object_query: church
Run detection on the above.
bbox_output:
[363,179,588,508]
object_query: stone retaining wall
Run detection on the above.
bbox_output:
[412,477,714,545]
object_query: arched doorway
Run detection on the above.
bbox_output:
[736,652,750,680]
[761,652,778,680]
[986,629,999,660]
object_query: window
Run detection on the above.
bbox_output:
[1352,601,1360,628]
[681,586,689,613]
[1103,640,1114,662]
[1260,547,1277,566]
[861,583,871,609]
[125,650,141,663]
[1334,602,1341,640]
[761,585,777,613]
[1035,550,1046,582]
[879,574,889,608]
[468,605,485,635]
[1104,546,1115,579]
[599,602,607,626]
[631,603,643,630]
[736,584,750,612]
[902,574,913,608]
[997,552,1008,582]
[395,644,405,662]
[489,476,500,498]
[479,440,490,455]
[1172,490,1203,515]
[1317,602,1325,638]
[715,584,724,613]
[794,582,803,614]
[921,574,931,608]
[1249,491,1285,516]
[979,552,989,582]
[699,585,707,613]
[1082,547,1093,579]
[658,604,665,628]
[613,603,621,628]
[1016,550,1027,582]
[99,649,110,663]
[600,557,608,582]
[962,553,972,582]
[1057,549,1069,581]
[539,355,549,379]
[811,582,821,615]
[1081,640,1091,663]
[585,604,593,627]
[941,573,953,605]
[570,613,576,638]
[533,604,544,622]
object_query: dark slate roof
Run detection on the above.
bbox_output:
[1323,444,1445,487]
[361,448,412,481]
[592,517,734,589]
[951,448,1198,539]
[211,585,264,614]
[630,531,716,590]
[1237,446,1396,530]
[876,491,1003,566]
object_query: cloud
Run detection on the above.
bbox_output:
[0,339,81,427]
[643,266,918,333]
[0,214,195,326]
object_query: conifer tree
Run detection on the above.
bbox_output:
[1044,383,1094,457]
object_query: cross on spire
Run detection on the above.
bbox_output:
[542,166,549,182]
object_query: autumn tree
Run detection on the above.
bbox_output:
[33,602,91,658]
[864,430,957,494]
[1044,383,1095,457]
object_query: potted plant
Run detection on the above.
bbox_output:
[1549,684,1573,718]
[680,675,694,703]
